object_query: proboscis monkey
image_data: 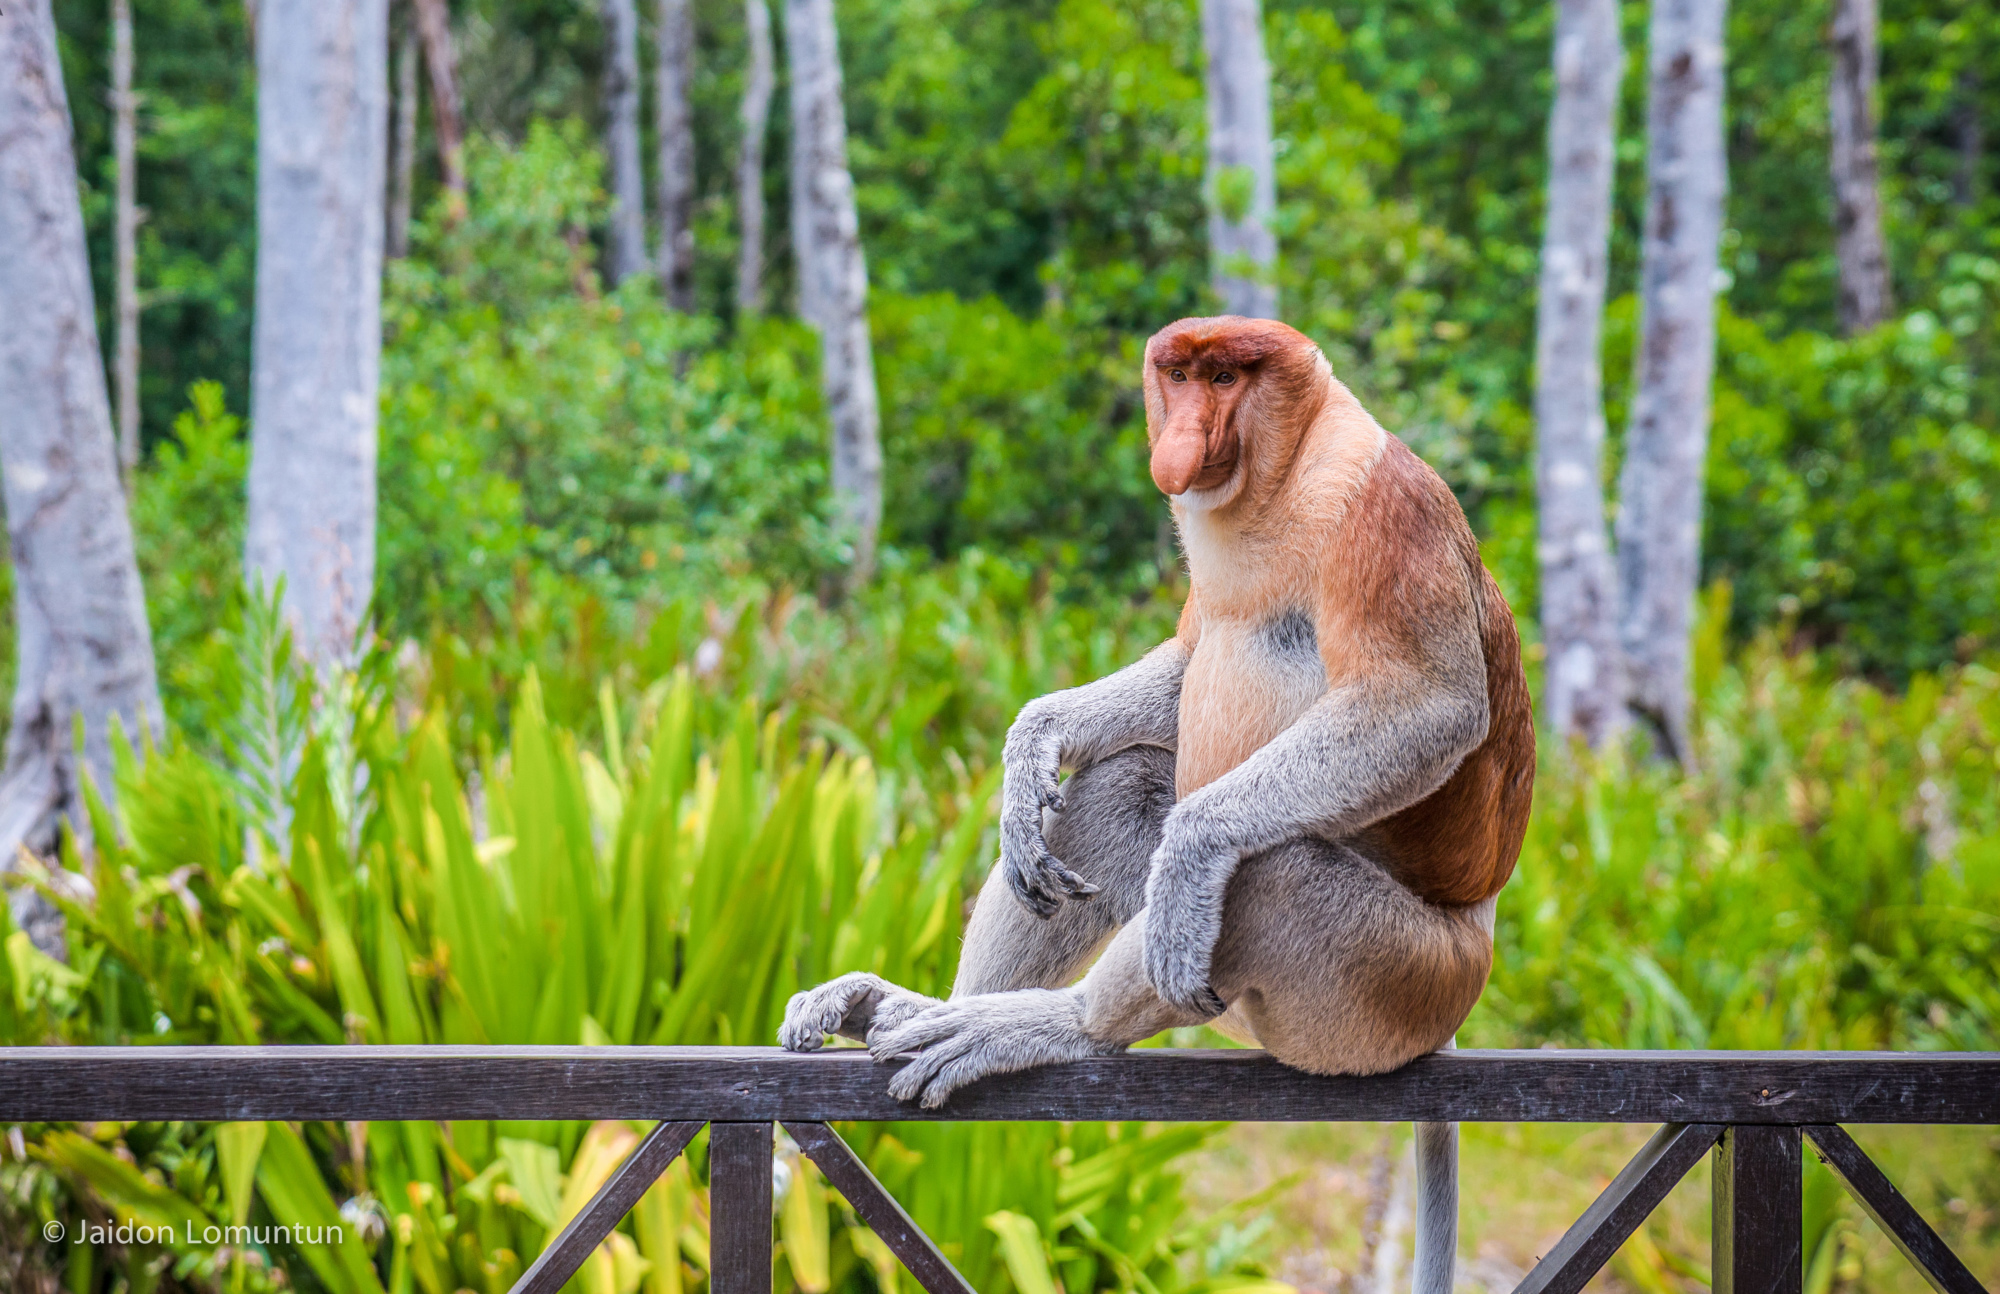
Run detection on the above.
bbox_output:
[781,314,1533,1119]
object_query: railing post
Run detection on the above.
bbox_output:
[1712,1126,1802,1294]
[710,1122,775,1294]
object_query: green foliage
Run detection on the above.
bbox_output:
[1478,587,2000,1052]
[0,588,1269,1294]
[379,123,839,628]
[130,380,249,739]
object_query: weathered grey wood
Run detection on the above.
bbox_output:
[0,1048,1995,1125]
[1801,1125,1983,1294]
[1713,1126,1802,1294]
[784,1122,975,1294]
[511,1121,704,1294]
[1512,1124,1722,1294]
[710,1123,773,1294]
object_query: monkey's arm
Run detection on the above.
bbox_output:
[1001,638,1189,916]
[1142,639,1489,1014]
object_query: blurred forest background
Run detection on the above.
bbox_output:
[0,0,1996,1290]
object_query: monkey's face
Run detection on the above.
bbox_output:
[1148,359,1251,501]
[1144,316,1315,508]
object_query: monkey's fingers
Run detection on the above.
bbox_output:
[1005,860,1065,918]
[1048,860,1099,900]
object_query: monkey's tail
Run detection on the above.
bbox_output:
[1410,1038,1458,1294]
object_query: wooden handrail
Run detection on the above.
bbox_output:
[0,1045,1995,1124]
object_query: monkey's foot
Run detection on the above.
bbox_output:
[868,989,1112,1109]
[779,973,939,1052]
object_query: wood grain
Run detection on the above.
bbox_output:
[784,1122,976,1294]
[710,1123,774,1294]
[511,1121,704,1294]
[0,1047,1994,1124]
[1802,1125,1985,1294]
[1511,1124,1723,1294]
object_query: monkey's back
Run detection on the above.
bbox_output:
[1351,439,1535,907]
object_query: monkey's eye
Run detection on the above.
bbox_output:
[1169,369,1188,383]
[1213,371,1237,386]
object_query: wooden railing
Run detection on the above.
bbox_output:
[2,1047,1993,1294]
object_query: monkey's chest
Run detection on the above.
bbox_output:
[1176,610,1327,797]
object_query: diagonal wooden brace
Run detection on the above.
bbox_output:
[1802,1124,1984,1294]
[1511,1123,1725,1294]
[511,1120,707,1294]
[783,1120,977,1294]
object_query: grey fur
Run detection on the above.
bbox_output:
[998,640,1187,916]
[786,746,1492,1109]
[1143,620,1489,1014]
[778,972,938,1052]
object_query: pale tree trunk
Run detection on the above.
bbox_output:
[246,0,389,668]
[112,0,141,497]
[737,0,774,316]
[1616,0,1727,767]
[388,12,419,259]
[1952,70,1981,207]
[1534,0,1625,749]
[786,0,882,580]
[411,0,463,215]
[656,0,697,311]
[602,0,649,286]
[0,0,164,945]
[1200,0,1277,319]
[1829,0,1891,332]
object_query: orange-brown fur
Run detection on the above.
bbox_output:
[1148,316,1533,907]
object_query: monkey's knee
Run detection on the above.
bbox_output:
[1211,840,1493,1075]
[1075,914,1213,1047]
[1040,744,1175,920]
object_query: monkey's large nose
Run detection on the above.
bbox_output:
[1151,415,1208,496]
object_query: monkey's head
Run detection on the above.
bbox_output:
[1142,316,1327,509]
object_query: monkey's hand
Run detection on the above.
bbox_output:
[778,973,940,1052]
[999,703,1099,918]
[1141,809,1232,1018]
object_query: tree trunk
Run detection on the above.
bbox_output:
[656,0,696,312]
[602,0,649,286]
[411,0,463,215]
[786,0,882,581]
[1616,0,1727,767]
[737,0,774,317]
[0,0,164,939]
[388,11,419,259]
[246,0,389,668]
[1534,0,1625,749]
[1952,69,1981,207]
[112,0,141,497]
[1829,0,1891,332]
[1200,0,1278,319]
